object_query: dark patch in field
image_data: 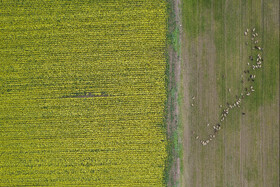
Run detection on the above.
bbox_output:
[62,91,109,98]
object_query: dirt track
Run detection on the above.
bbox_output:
[166,0,182,186]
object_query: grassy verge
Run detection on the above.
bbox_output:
[164,0,182,186]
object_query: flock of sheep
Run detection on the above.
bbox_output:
[192,28,263,146]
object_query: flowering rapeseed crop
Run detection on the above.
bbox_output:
[0,0,168,186]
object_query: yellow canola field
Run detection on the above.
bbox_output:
[0,0,168,186]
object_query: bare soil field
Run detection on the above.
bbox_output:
[180,0,279,186]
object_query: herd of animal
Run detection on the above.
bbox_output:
[192,28,263,146]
